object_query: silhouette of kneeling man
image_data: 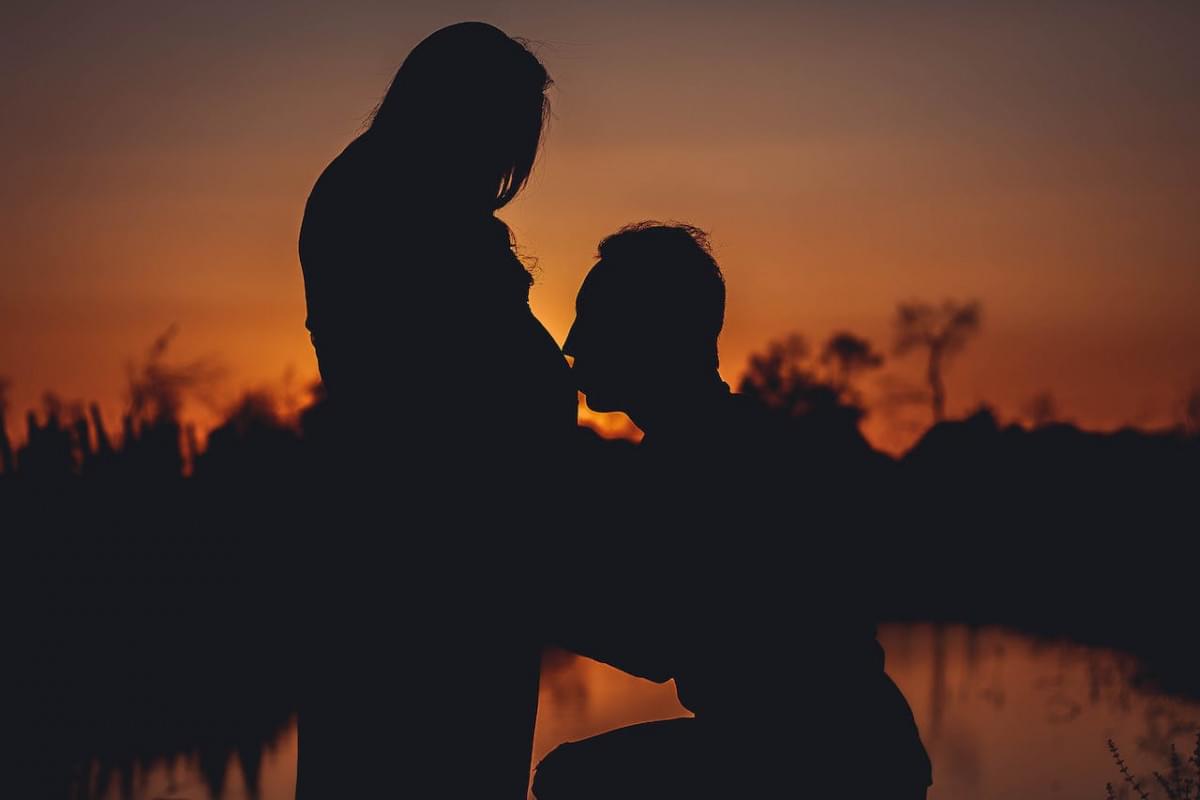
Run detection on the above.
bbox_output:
[536,222,933,799]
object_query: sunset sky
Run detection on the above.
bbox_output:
[2,0,1198,453]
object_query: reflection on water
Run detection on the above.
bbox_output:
[79,624,1198,800]
[880,625,1197,800]
[78,722,298,800]
[533,624,1199,800]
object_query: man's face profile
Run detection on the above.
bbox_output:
[564,261,657,413]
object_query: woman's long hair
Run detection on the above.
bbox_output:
[367,22,552,212]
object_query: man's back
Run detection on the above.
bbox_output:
[629,388,885,708]
[540,391,931,797]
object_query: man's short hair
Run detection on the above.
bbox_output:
[594,222,726,365]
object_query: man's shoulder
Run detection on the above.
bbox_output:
[720,394,796,451]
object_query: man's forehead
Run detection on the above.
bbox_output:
[577,257,681,331]
[577,260,624,306]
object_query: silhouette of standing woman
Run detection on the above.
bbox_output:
[296,22,574,798]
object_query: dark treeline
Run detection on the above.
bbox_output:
[2,328,1197,799]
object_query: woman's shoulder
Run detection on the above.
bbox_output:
[299,133,420,276]
[302,135,378,223]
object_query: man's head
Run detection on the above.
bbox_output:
[564,222,726,414]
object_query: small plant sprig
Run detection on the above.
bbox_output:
[1108,733,1200,800]
[1110,739,1153,800]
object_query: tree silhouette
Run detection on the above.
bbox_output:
[738,334,854,419]
[1184,385,1200,435]
[820,332,885,397]
[893,300,981,422]
[1023,391,1059,429]
[0,376,12,475]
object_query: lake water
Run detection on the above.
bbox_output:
[78,623,1199,800]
